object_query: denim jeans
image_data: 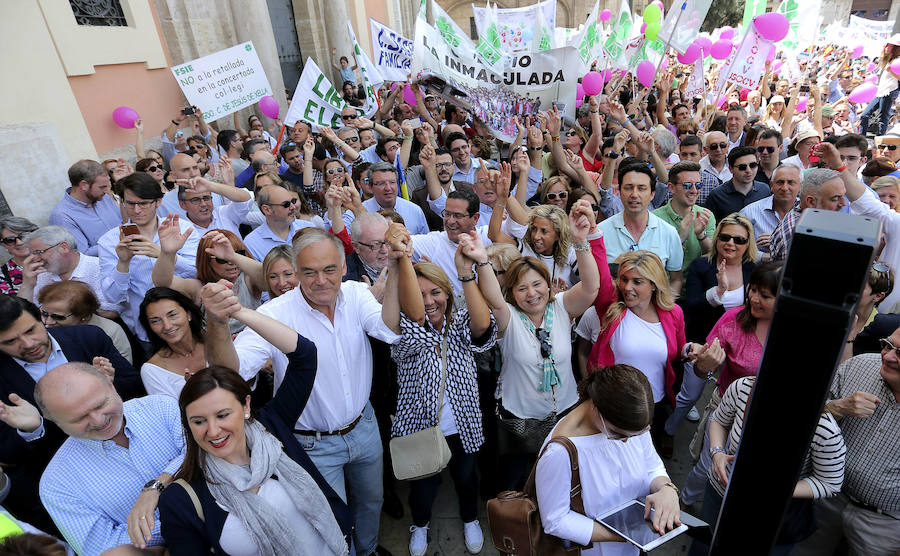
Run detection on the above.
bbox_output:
[859,87,900,136]
[296,402,383,556]
[408,434,479,527]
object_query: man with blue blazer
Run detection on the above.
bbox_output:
[0,294,142,533]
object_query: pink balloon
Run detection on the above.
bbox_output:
[719,27,735,40]
[848,82,878,104]
[636,60,656,88]
[711,39,733,60]
[640,21,647,34]
[258,96,279,119]
[575,97,583,108]
[867,62,877,72]
[852,45,864,58]
[866,74,879,84]
[772,60,783,73]
[582,71,604,95]
[677,43,701,64]
[766,45,776,62]
[600,9,612,22]
[694,37,713,57]
[891,59,900,74]
[112,106,139,129]
[602,68,613,83]
[795,96,808,112]
[716,95,728,108]
[576,83,585,101]
[753,12,790,42]
[402,84,417,106]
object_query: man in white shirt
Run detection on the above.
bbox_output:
[341,162,429,234]
[699,131,732,182]
[446,131,481,184]
[739,164,801,252]
[202,228,399,556]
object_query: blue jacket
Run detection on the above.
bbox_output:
[158,335,353,555]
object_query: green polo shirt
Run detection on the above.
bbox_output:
[652,202,717,277]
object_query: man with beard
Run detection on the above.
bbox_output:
[49,160,122,257]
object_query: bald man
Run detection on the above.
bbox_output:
[36,362,184,556]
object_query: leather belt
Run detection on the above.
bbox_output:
[847,495,899,520]
[294,412,363,437]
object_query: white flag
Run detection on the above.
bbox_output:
[284,58,347,128]
[370,18,414,82]
[347,22,383,118]
[685,57,705,101]
[657,0,714,54]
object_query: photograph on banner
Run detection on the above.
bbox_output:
[472,0,557,54]
[283,58,347,129]
[413,14,578,142]
[170,41,272,121]
[370,18,414,82]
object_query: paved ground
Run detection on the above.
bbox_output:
[377,387,714,556]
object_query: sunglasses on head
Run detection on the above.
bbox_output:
[757,146,776,154]
[735,162,759,171]
[535,328,552,359]
[708,142,729,151]
[546,191,568,200]
[718,232,749,245]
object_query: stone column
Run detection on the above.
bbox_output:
[324,0,354,85]
[228,0,288,113]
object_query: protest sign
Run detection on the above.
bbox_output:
[348,21,383,118]
[370,18,414,82]
[171,42,272,121]
[569,0,604,72]
[283,58,346,129]
[473,0,557,54]
[715,27,773,91]
[657,0,713,54]
[685,57,706,101]
[602,0,633,67]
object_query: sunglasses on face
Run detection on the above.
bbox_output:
[528,146,544,151]
[40,309,73,322]
[342,114,358,121]
[565,131,577,137]
[0,234,24,245]
[708,142,729,151]
[265,198,298,208]
[735,162,759,171]
[545,191,568,201]
[678,181,701,190]
[326,167,346,175]
[146,166,162,173]
[718,232,749,245]
[756,146,776,154]
[879,144,899,151]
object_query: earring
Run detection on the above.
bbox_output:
[244,413,250,420]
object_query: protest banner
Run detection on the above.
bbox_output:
[848,15,893,57]
[715,26,773,91]
[777,0,822,53]
[411,9,578,141]
[347,21,383,118]
[431,0,479,62]
[370,18,414,82]
[657,0,713,54]
[685,57,706,101]
[602,0,633,67]
[283,58,346,129]
[170,42,272,121]
[473,0,557,54]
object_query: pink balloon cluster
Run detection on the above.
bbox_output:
[112,106,139,129]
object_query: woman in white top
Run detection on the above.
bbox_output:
[138,287,207,398]
[859,37,900,136]
[478,199,601,490]
[536,365,681,556]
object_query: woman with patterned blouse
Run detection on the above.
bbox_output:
[0,217,38,295]
[381,223,499,556]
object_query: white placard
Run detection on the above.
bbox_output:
[685,58,705,101]
[370,18,414,82]
[717,27,773,91]
[283,58,346,128]
[170,42,272,121]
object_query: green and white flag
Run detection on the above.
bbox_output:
[533,3,555,53]
[777,0,822,53]
[602,0,633,67]
[347,21,383,118]
[567,0,603,72]
[431,0,478,60]
[474,2,511,71]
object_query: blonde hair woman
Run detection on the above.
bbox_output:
[262,245,298,298]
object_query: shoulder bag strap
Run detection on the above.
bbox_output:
[174,478,205,523]
[523,436,581,507]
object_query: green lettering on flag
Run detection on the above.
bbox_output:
[436,17,461,48]
[476,23,503,65]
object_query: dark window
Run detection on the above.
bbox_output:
[69,0,128,26]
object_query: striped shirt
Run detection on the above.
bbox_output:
[830,353,900,512]
[769,206,801,262]
[739,195,785,249]
[39,395,186,556]
[698,169,722,206]
[709,376,846,499]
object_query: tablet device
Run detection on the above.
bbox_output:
[596,499,688,552]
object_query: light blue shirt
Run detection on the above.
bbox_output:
[242,219,317,261]
[452,157,482,184]
[596,211,684,272]
[49,190,122,257]
[12,335,67,386]
[343,197,429,235]
[39,395,185,556]
[98,218,197,341]
[739,195,785,252]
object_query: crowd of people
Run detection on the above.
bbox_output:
[0,28,898,556]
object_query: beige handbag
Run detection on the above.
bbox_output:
[390,334,452,480]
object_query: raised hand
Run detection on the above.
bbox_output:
[0,393,41,433]
[457,230,489,265]
[547,105,562,135]
[158,214,193,255]
[134,119,144,133]
[202,230,237,262]
[563,148,582,170]
[92,356,115,381]
[400,119,414,138]
[613,129,630,151]
[352,116,374,130]
[607,100,628,123]
[568,199,595,241]
[635,131,655,155]
[498,161,512,193]
[199,280,241,323]
[513,147,530,174]
[384,222,412,256]
[419,143,436,169]
[514,116,526,136]
[216,158,234,186]
[319,126,338,142]
[588,95,599,112]
[813,141,842,170]
[303,136,315,158]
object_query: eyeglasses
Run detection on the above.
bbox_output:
[535,328,552,359]
[326,167,346,175]
[40,309,73,322]
[264,198,298,208]
[879,144,898,151]
[124,199,158,209]
[708,142,729,151]
[879,337,900,357]
[185,195,213,206]
[546,191,568,201]
[343,136,360,144]
[735,162,759,171]
[717,232,749,245]
[341,114,358,121]
[756,146,776,154]
[357,240,389,251]
[0,234,25,245]
[441,209,472,220]
[450,145,468,153]
[599,413,649,442]
[31,243,61,256]
[678,181,701,190]
[146,165,162,173]
[435,162,455,169]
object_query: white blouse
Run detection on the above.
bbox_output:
[497,292,578,419]
[140,362,189,399]
[520,242,579,287]
[610,311,668,403]
[536,422,668,556]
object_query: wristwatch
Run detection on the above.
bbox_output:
[142,479,166,493]
[605,150,620,159]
